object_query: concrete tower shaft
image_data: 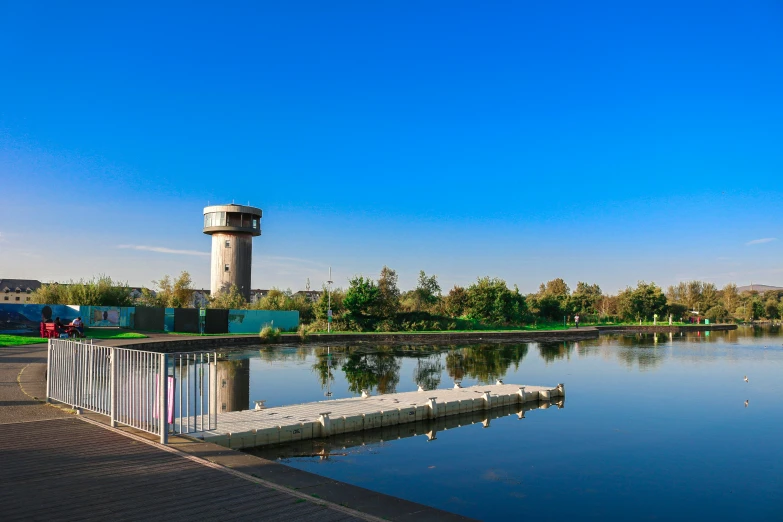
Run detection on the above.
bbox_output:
[203,204,262,301]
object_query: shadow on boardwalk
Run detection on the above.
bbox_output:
[0,417,364,521]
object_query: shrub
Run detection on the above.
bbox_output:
[297,324,310,341]
[259,325,281,343]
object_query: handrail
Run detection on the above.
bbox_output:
[46,339,217,443]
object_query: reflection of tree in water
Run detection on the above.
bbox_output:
[537,342,573,363]
[614,346,664,370]
[412,355,443,390]
[445,344,528,384]
[341,348,401,394]
[312,347,346,389]
[258,346,310,363]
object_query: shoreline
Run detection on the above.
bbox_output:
[104,323,737,352]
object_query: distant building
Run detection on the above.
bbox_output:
[249,289,270,303]
[294,290,323,302]
[191,289,211,308]
[0,279,42,303]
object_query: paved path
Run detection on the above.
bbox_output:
[0,417,363,521]
[0,345,66,424]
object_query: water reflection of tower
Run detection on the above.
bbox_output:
[217,359,250,413]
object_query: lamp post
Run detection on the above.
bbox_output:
[327,267,333,333]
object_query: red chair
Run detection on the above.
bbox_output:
[40,322,59,339]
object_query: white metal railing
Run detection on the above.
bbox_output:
[46,339,217,444]
[172,352,217,435]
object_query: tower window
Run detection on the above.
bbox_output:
[224,264,230,272]
[225,239,231,248]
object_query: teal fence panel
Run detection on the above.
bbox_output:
[120,307,135,328]
[227,310,299,333]
[164,308,175,332]
[78,306,135,328]
[79,306,123,327]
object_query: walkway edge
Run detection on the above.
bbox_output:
[76,415,388,522]
[77,415,476,522]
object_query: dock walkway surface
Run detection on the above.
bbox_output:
[204,383,564,450]
[0,345,474,521]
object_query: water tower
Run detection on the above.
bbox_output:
[203,204,262,301]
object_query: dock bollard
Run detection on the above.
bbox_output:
[517,386,526,403]
[427,397,438,419]
[319,412,331,437]
[453,381,462,389]
[482,391,491,410]
[361,389,370,398]
[556,383,565,397]
[417,385,425,392]
[496,379,503,385]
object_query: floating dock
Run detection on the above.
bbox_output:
[248,400,560,460]
[198,382,565,450]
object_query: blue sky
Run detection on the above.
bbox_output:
[1,1,782,294]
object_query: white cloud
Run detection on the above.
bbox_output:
[745,238,778,246]
[116,244,210,257]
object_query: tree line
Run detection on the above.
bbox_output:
[28,270,783,331]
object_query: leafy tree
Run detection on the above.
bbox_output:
[667,302,688,320]
[465,277,526,325]
[314,286,345,320]
[404,271,441,312]
[540,278,570,298]
[376,266,400,318]
[721,283,739,315]
[343,276,381,321]
[144,271,194,308]
[705,305,729,323]
[617,281,667,321]
[569,282,602,315]
[209,284,247,309]
[764,297,780,319]
[289,293,315,323]
[255,288,290,310]
[530,294,565,321]
[444,285,468,317]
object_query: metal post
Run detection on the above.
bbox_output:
[327,267,333,333]
[45,340,52,403]
[110,348,117,427]
[71,343,77,408]
[159,353,168,444]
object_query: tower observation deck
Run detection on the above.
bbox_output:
[203,204,262,301]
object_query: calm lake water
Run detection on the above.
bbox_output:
[220,327,782,521]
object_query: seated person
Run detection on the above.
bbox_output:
[72,317,84,337]
[54,317,66,335]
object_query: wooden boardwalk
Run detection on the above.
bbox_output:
[0,417,368,521]
[202,382,564,449]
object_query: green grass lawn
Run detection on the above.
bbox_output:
[0,335,49,347]
[0,329,147,347]
[84,329,148,340]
